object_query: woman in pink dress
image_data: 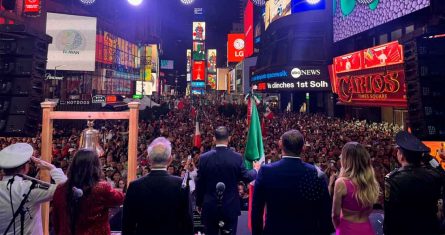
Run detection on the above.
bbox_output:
[332,142,380,235]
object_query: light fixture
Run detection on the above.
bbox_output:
[251,0,266,7]
[180,0,194,5]
[79,0,95,5]
[306,0,321,4]
[128,0,143,6]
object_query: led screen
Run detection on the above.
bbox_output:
[333,0,430,42]
[46,13,97,71]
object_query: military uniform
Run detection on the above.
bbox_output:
[384,131,444,235]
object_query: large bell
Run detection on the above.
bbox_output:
[79,120,104,157]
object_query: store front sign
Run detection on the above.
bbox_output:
[45,73,63,80]
[92,95,106,103]
[334,69,407,108]
[331,41,407,108]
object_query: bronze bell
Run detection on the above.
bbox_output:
[79,120,104,157]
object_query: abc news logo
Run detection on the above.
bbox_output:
[291,68,321,79]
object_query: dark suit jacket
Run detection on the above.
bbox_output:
[251,157,334,235]
[122,170,193,235]
[196,146,257,221]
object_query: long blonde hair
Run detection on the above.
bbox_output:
[340,142,380,208]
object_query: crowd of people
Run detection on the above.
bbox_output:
[0,97,402,204]
[2,95,444,235]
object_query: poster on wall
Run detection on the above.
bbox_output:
[150,44,158,71]
[192,22,206,41]
[192,61,205,81]
[333,0,430,42]
[46,13,97,71]
[193,42,205,61]
[207,49,217,73]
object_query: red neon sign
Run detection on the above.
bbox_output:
[24,0,41,13]
[227,34,245,62]
[244,0,254,58]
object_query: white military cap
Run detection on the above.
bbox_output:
[0,143,34,169]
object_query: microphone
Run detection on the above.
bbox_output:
[216,182,225,199]
[16,174,51,190]
[72,187,84,199]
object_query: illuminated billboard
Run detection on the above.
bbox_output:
[331,41,407,107]
[264,0,291,29]
[193,41,205,61]
[207,49,217,73]
[160,60,174,70]
[208,74,216,89]
[192,61,205,81]
[46,13,97,71]
[244,0,254,58]
[333,0,430,42]
[227,34,245,62]
[187,49,192,72]
[193,22,206,41]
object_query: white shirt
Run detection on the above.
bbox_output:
[0,168,67,235]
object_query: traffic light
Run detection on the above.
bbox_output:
[0,24,52,136]
[403,36,445,141]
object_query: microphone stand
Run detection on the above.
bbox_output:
[216,192,231,235]
[3,181,37,235]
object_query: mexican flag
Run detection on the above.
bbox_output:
[244,96,265,170]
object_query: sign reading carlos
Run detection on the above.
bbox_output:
[335,69,407,108]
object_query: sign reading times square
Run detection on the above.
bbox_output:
[251,66,331,91]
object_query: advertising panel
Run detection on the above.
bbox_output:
[160,60,174,70]
[24,0,41,13]
[264,0,291,29]
[46,13,97,71]
[187,73,191,82]
[251,66,330,91]
[207,74,216,89]
[217,68,229,91]
[191,81,206,88]
[227,34,245,63]
[193,22,206,41]
[331,41,407,107]
[334,69,407,108]
[207,49,217,73]
[244,0,254,58]
[144,46,152,81]
[187,49,192,72]
[150,44,158,71]
[136,81,155,95]
[333,41,404,72]
[333,0,430,42]
[193,41,206,61]
[192,61,205,81]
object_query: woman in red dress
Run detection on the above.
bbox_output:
[52,149,124,235]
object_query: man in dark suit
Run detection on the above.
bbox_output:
[251,130,334,235]
[122,137,193,235]
[196,126,260,235]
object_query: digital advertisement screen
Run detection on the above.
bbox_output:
[207,49,217,73]
[193,41,206,61]
[227,34,245,62]
[46,13,97,71]
[244,0,254,58]
[160,60,174,70]
[187,49,192,72]
[191,81,206,88]
[193,22,206,41]
[192,61,205,81]
[208,74,216,89]
[264,0,291,29]
[333,0,430,42]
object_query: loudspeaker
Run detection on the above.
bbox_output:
[403,36,445,141]
[0,25,51,136]
[1,0,15,10]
